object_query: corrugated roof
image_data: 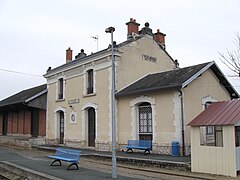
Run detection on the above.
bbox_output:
[0,84,47,108]
[188,99,240,126]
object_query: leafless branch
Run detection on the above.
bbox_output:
[219,32,240,77]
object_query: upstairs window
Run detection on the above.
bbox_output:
[87,69,94,94]
[58,78,64,100]
[204,101,213,109]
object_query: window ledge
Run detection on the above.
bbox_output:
[83,93,96,98]
[56,99,65,102]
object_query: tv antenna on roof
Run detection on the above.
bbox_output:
[91,35,99,51]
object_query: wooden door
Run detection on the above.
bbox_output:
[88,108,95,147]
[59,111,64,144]
[2,112,8,135]
[31,109,39,138]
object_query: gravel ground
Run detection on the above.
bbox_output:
[0,167,27,180]
[80,157,236,180]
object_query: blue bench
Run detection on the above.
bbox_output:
[48,148,81,170]
[122,140,152,154]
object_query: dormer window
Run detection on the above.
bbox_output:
[58,78,64,99]
[87,69,94,94]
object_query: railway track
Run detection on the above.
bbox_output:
[81,157,217,180]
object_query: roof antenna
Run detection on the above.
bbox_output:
[91,35,99,51]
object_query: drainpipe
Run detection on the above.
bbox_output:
[178,89,185,156]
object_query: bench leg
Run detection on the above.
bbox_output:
[50,159,62,166]
[67,162,79,170]
[126,148,133,153]
[144,150,150,155]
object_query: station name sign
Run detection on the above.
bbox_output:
[68,99,80,104]
[142,54,157,63]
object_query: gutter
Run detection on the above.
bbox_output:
[178,89,185,156]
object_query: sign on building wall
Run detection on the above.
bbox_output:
[70,111,77,124]
[142,54,157,63]
[68,99,80,104]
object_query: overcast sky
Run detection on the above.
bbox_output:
[0,0,240,100]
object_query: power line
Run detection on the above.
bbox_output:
[0,68,42,77]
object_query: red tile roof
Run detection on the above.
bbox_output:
[188,99,240,126]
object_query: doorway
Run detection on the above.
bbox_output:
[2,112,8,135]
[31,109,39,138]
[138,102,153,141]
[88,108,96,147]
[59,111,64,144]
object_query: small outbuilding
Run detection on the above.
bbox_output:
[188,99,240,177]
[0,84,47,138]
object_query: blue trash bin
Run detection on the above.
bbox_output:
[171,141,180,156]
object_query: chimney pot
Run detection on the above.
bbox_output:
[75,49,87,59]
[66,47,73,63]
[139,22,153,36]
[145,22,150,27]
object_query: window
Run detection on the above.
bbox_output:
[204,101,213,109]
[235,126,240,147]
[206,126,214,135]
[215,126,223,146]
[87,69,94,94]
[204,101,214,136]
[58,78,64,99]
[200,126,223,147]
[139,102,152,140]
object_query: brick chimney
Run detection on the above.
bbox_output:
[126,18,140,39]
[153,29,166,49]
[66,47,72,63]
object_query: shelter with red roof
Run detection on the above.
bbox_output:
[188,99,240,177]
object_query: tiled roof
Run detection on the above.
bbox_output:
[188,99,240,126]
[44,38,142,76]
[116,61,239,98]
[44,35,175,77]
[116,62,212,97]
[0,84,47,107]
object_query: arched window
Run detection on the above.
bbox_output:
[87,69,94,94]
[204,101,213,109]
[138,102,152,140]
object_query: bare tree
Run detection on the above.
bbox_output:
[219,32,240,77]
